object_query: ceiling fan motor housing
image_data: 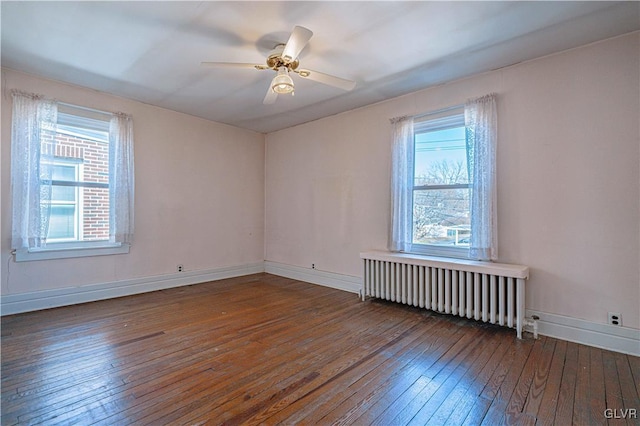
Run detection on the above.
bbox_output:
[267,44,299,71]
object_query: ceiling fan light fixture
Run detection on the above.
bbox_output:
[271,66,295,94]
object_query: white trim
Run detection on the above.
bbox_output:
[3,258,637,356]
[264,261,361,294]
[1,262,264,315]
[525,309,640,357]
[409,244,470,260]
[15,242,130,262]
[360,250,529,279]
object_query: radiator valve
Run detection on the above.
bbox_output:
[523,316,539,339]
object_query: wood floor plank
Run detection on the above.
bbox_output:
[443,330,515,425]
[264,311,446,425]
[478,336,536,425]
[422,328,504,426]
[5,278,353,411]
[520,336,554,419]
[2,273,638,426]
[629,354,640,394]
[121,300,407,424]
[407,327,497,425]
[363,325,471,426]
[337,316,469,425]
[93,292,382,425]
[146,311,412,425]
[381,326,488,425]
[553,340,579,425]
[587,346,607,426]
[573,343,594,425]
[316,319,484,426]
[535,339,568,426]
[613,351,640,426]
[602,349,625,426]
[502,336,548,424]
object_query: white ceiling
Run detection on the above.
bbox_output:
[2,1,638,133]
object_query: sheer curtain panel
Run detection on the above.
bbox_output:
[109,113,135,244]
[465,93,498,261]
[10,91,58,250]
[389,116,414,252]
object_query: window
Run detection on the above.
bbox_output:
[10,92,134,261]
[47,108,112,245]
[412,110,470,257]
[389,94,497,261]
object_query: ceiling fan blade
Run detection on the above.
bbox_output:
[263,86,277,105]
[201,62,267,70]
[296,69,356,91]
[281,26,313,62]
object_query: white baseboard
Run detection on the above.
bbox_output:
[264,261,361,295]
[3,260,637,357]
[1,262,265,316]
[525,309,640,357]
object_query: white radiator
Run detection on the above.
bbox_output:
[360,251,529,338]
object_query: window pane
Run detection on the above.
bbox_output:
[414,126,468,186]
[47,205,76,239]
[51,185,75,201]
[52,164,76,182]
[413,188,470,246]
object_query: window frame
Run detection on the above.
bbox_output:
[410,108,471,259]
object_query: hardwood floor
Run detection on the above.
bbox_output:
[2,273,639,425]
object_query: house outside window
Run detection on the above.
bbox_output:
[411,109,471,258]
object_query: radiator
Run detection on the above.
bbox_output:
[360,251,529,338]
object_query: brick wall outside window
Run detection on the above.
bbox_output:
[48,133,110,241]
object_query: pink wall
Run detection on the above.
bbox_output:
[2,33,638,334]
[1,69,265,295]
[265,33,640,330]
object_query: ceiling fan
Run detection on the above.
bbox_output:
[201,26,356,105]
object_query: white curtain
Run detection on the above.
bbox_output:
[109,113,135,244]
[465,93,498,261]
[10,91,57,250]
[389,116,414,252]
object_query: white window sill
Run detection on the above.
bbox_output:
[14,242,130,262]
[360,250,529,279]
[409,244,470,259]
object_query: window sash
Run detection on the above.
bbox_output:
[45,202,78,241]
[48,180,109,189]
[44,110,111,246]
[414,183,470,191]
[414,107,465,132]
[410,113,470,258]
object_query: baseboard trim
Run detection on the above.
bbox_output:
[264,261,361,294]
[525,309,640,357]
[3,261,637,356]
[1,262,265,316]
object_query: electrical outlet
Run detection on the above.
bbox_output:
[608,312,622,326]
[312,263,315,269]
[177,264,184,272]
